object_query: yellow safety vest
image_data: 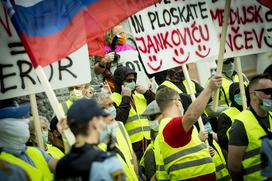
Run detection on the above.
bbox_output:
[0,147,52,181]
[236,110,272,180]
[154,135,170,181]
[99,122,138,181]
[46,144,64,159]
[212,140,231,181]
[161,80,196,94]
[159,118,215,180]
[61,99,73,114]
[139,141,154,168]
[111,92,150,143]
[221,107,241,139]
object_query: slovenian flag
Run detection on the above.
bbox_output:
[2,0,159,68]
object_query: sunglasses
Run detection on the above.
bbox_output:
[255,88,272,96]
[125,78,136,83]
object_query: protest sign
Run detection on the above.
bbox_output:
[129,0,219,74]
[0,7,91,100]
[209,0,272,58]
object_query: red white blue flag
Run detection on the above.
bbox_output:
[2,0,159,67]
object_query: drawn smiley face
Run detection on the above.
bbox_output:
[195,44,210,58]
[147,55,163,71]
[172,47,190,64]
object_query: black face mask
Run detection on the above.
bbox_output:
[168,70,184,82]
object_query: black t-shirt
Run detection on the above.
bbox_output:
[217,113,232,150]
[229,109,271,146]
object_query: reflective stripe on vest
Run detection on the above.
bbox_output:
[237,110,272,180]
[46,144,64,159]
[111,92,150,143]
[161,80,196,94]
[164,144,207,164]
[0,147,52,181]
[61,99,73,114]
[212,140,231,180]
[225,107,241,139]
[159,118,215,180]
[154,134,169,180]
[117,122,133,156]
[140,142,154,168]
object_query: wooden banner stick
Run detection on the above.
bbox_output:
[35,66,75,148]
[213,0,232,111]
[235,57,247,110]
[30,94,44,150]
[182,65,209,146]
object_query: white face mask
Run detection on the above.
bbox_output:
[124,81,136,91]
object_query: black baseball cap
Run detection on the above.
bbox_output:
[67,98,108,124]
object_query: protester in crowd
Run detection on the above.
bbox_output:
[228,74,272,180]
[139,100,161,181]
[62,84,93,113]
[160,65,204,95]
[28,116,50,145]
[155,75,222,180]
[48,116,65,153]
[55,98,125,181]
[0,99,58,181]
[217,82,245,153]
[94,25,136,91]
[28,116,64,159]
[0,159,30,181]
[95,92,139,180]
[206,58,249,117]
[112,66,155,159]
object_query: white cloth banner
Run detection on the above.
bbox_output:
[129,0,219,74]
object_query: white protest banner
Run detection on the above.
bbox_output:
[128,0,219,74]
[118,50,150,89]
[209,0,272,58]
[0,7,91,100]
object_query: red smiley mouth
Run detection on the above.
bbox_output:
[195,48,211,58]
[147,59,163,71]
[172,52,190,64]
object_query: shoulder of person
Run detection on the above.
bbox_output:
[90,154,125,181]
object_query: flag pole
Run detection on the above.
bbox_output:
[235,57,247,110]
[213,0,232,111]
[30,94,44,150]
[182,65,209,146]
[35,66,76,147]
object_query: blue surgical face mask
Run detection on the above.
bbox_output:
[104,106,116,119]
[107,122,118,138]
[99,130,109,143]
[260,99,272,112]
[42,131,48,144]
[234,94,243,105]
[204,122,212,134]
[124,81,136,91]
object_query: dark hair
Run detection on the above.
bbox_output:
[68,119,90,136]
[248,73,272,92]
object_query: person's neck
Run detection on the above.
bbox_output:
[252,103,267,118]
[75,134,98,147]
[162,107,181,119]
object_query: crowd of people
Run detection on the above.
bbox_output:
[0,25,272,181]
